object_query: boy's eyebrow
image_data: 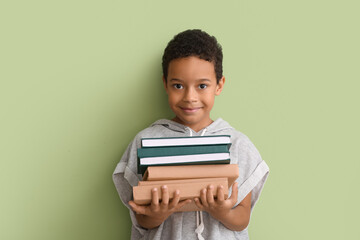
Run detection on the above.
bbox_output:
[169,78,184,82]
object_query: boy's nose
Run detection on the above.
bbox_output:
[183,88,198,103]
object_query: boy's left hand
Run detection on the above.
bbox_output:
[194,182,238,221]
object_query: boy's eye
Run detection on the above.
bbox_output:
[199,84,207,89]
[173,84,183,89]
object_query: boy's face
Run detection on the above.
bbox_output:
[163,56,225,132]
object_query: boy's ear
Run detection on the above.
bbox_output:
[162,76,169,94]
[215,76,225,96]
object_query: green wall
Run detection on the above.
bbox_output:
[1,0,359,239]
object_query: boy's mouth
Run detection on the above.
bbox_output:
[180,107,201,113]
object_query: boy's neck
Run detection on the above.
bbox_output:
[171,117,214,133]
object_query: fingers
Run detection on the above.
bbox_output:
[199,185,219,208]
[161,185,169,206]
[169,190,180,209]
[200,188,209,207]
[196,184,231,210]
[217,185,225,203]
[194,197,203,209]
[151,188,159,206]
[131,187,193,218]
[207,185,215,206]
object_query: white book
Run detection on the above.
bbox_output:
[140,152,230,165]
[141,135,231,147]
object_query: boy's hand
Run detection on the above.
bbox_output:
[194,182,251,231]
[128,185,191,229]
[194,182,238,221]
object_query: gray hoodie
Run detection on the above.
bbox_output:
[113,118,269,240]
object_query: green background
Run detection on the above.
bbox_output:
[1,0,359,239]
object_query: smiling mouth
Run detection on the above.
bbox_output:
[180,107,201,113]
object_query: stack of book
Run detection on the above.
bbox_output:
[133,135,239,212]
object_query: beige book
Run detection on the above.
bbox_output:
[143,164,239,188]
[133,177,228,205]
[138,177,227,186]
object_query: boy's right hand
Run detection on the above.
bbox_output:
[128,185,191,229]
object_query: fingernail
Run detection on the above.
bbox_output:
[162,185,167,189]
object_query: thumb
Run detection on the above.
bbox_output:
[174,199,192,211]
[129,201,146,215]
[229,182,238,203]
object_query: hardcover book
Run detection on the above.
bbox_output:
[133,177,228,205]
[143,164,239,188]
[137,144,231,158]
[141,135,231,147]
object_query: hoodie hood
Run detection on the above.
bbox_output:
[150,118,233,136]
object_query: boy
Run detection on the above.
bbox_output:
[113,29,269,240]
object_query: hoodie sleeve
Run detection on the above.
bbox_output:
[230,134,269,210]
[112,136,148,237]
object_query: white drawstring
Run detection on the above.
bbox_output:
[188,127,193,137]
[200,128,207,136]
[195,211,205,240]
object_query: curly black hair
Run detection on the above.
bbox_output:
[162,29,223,83]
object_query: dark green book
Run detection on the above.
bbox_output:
[137,144,231,159]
